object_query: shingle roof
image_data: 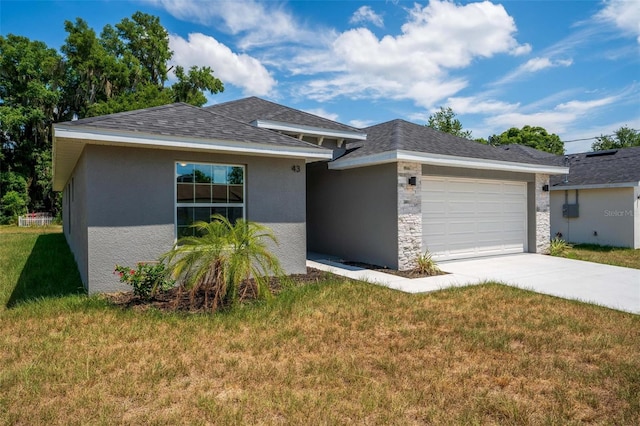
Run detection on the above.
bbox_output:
[207,96,363,134]
[340,119,563,166]
[56,102,329,150]
[550,147,640,187]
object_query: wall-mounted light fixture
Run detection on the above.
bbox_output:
[408,176,417,186]
[542,184,549,192]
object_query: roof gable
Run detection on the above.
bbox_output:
[340,119,563,167]
[207,96,363,135]
[550,146,640,187]
[56,102,327,150]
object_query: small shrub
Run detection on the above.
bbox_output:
[114,262,174,299]
[549,237,573,256]
[415,251,442,276]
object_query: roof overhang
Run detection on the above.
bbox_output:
[328,149,570,174]
[52,126,332,191]
[252,119,366,141]
[550,181,640,191]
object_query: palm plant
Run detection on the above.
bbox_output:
[161,214,283,311]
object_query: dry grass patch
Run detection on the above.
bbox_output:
[1,281,639,425]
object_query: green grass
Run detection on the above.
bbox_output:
[0,226,85,309]
[1,228,639,424]
[559,243,640,269]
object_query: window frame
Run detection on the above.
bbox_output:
[174,161,246,239]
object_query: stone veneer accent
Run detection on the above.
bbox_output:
[397,162,422,270]
[535,173,551,254]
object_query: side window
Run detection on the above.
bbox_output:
[175,162,245,238]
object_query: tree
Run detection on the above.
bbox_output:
[426,106,473,139]
[1,12,224,214]
[161,215,282,312]
[172,66,224,105]
[0,34,65,213]
[591,126,640,151]
[488,125,564,155]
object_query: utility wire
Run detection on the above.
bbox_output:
[561,128,638,144]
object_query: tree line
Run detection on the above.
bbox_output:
[0,12,223,223]
[426,106,639,155]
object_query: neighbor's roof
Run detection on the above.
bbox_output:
[207,96,364,136]
[550,146,640,188]
[331,119,567,173]
[53,102,331,191]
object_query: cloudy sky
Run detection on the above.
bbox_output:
[2,0,639,152]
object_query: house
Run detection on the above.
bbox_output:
[53,102,342,293]
[550,147,640,249]
[305,119,568,269]
[53,97,568,293]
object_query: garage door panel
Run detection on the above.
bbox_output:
[422,176,527,261]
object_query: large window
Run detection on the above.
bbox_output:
[176,162,245,237]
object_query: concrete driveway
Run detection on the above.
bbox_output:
[307,253,640,314]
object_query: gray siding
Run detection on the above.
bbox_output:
[307,162,399,268]
[550,187,637,248]
[73,145,306,294]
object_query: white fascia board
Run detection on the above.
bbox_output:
[550,181,640,191]
[252,119,367,141]
[328,149,570,174]
[54,126,333,160]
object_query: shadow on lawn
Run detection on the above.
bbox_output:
[7,233,85,308]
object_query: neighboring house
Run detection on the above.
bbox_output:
[53,97,569,293]
[550,147,640,249]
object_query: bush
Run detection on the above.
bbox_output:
[114,262,174,299]
[415,251,442,276]
[1,190,28,224]
[549,237,573,256]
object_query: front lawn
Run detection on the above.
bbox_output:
[1,228,639,424]
[559,243,640,269]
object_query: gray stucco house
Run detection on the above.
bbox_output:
[550,147,640,249]
[53,97,568,293]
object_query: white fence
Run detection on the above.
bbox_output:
[18,214,54,227]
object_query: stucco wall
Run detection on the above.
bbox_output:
[63,150,89,288]
[550,187,637,248]
[307,162,399,268]
[78,145,307,294]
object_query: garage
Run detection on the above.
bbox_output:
[422,176,527,261]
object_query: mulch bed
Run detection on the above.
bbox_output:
[342,261,447,279]
[104,267,332,313]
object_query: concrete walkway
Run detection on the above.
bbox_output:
[307,253,640,314]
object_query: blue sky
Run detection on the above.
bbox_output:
[1,0,639,153]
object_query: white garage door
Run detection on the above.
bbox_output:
[422,176,527,261]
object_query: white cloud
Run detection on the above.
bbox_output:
[484,95,619,135]
[521,57,573,72]
[494,56,573,86]
[445,97,519,115]
[146,0,324,49]
[298,0,529,108]
[349,6,384,28]
[303,108,339,122]
[597,0,640,43]
[169,33,276,96]
[349,119,376,129]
